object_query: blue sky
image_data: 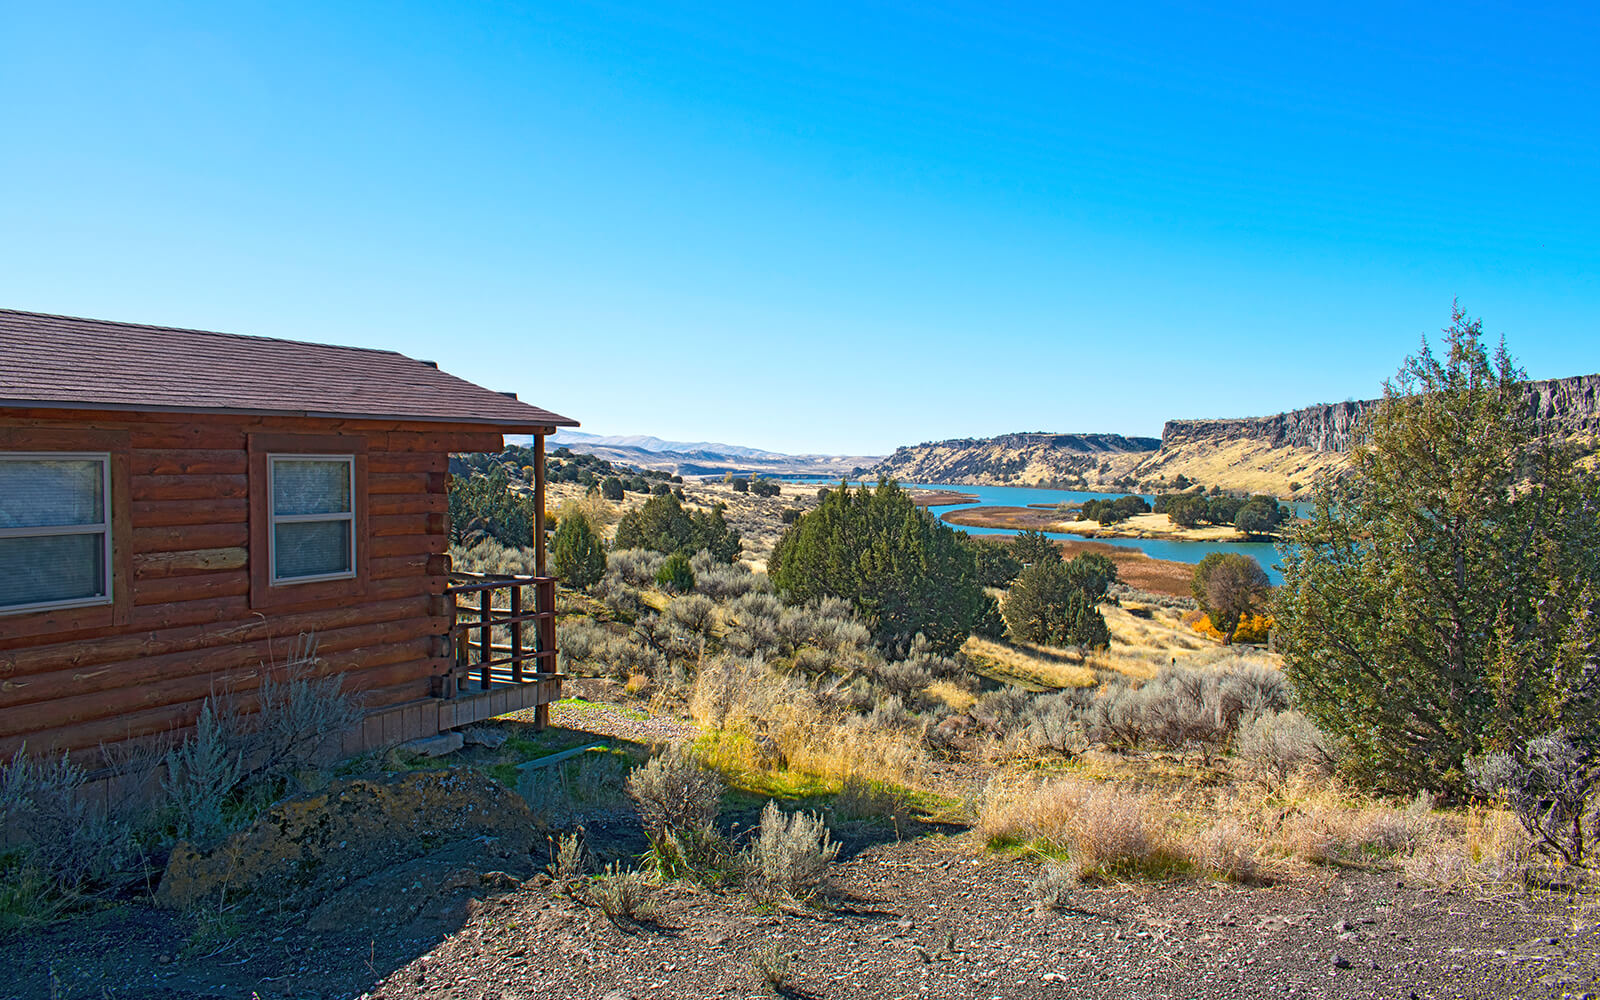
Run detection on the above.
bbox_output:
[2,2,1596,454]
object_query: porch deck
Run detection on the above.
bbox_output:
[439,570,564,728]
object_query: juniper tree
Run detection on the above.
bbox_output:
[768,479,986,656]
[1275,306,1600,796]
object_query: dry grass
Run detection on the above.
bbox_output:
[962,636,1098,690]
[925,680,979,712]
[975,760,1530,890]
[977,775,1191,881]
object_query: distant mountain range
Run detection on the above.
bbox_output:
[525,430,883,479]
[550,431,780,459]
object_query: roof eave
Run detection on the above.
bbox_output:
[0,398,581,430]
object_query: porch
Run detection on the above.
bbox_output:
[434,570,564,729]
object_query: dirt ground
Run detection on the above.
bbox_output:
[9,695,1599,1000]
[12,822,1598,1000]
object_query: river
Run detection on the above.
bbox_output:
[793,479,1290,585]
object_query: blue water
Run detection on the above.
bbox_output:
[793,479,1288,584]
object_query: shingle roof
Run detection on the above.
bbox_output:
[0,309,578,429]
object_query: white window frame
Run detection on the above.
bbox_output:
[268,454,357,586]
[0,452,114,616]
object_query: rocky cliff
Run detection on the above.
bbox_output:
[1161,374,1600,453]
[872,373,1600,497]
[871,432,1159,487]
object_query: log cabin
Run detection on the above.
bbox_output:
[0,308,577,766]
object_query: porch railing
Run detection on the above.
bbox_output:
[444,571,559,701]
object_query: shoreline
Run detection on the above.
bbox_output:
[908,488,980,508]
[942,505,1275,543]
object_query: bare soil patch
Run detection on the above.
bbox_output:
[16,830,1594,1000]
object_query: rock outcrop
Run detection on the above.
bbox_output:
[871,432,1159,487]
[1161,374,1600,454]
[870,373,1600,496]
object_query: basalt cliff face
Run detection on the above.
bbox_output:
[1162,374,1600,453]
[874,374,1600,497]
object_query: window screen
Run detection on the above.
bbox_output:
[0,455,112,613]
[269,456,355,583]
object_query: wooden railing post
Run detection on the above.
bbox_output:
[479,588,492,691]
[509,584,523,684]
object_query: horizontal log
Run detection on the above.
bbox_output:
[368,452,446,475]
[132,497,248,527]
[371,513,429,538]
[133,570,251,607]
[353,676,441,712]
[1,594,435,678]
[129,450,247,476]
[130,427,248,451]
[369,471,447,496]
[381,430,503,454]
[0,616,447,711]
[0,648,438,756]
[134,547,250,579]
[369,493,446,516]
[371,533,448,559]
[0,636,435,739]
[132,523,250,554]
[131,473,249,501]
[0,426,127,451]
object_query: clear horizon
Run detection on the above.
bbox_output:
[3,3,1596,453]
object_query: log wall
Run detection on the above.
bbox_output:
[0,408,507,761]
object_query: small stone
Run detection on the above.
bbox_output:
[1332,954,1352,969]
[404,732,465,757]
[461,726,508,748]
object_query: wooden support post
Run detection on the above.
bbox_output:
[534,432,547,578]
[479,589,492,691]
[510,585,523,684]
[535,576,554,730]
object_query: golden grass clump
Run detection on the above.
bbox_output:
[925,679,979,712]
[976,775,1189,882]
[688,654,929,795]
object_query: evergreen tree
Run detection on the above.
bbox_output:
[769,479,986,655]
[1276,307,1600,795]
[1001,555,1114,649]
[1010,530,1062,566]
[551,510,607,589]
[614,491,742,563]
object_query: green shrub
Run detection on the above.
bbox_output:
[447,466,537,546]
[967,536,1023,586]
[750,477,781,497]
[655,552,696,593]
[600,476,625,501]
[551,510,607,589]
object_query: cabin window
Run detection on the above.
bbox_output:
[0,453,113,614]
[268,455,356,584]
